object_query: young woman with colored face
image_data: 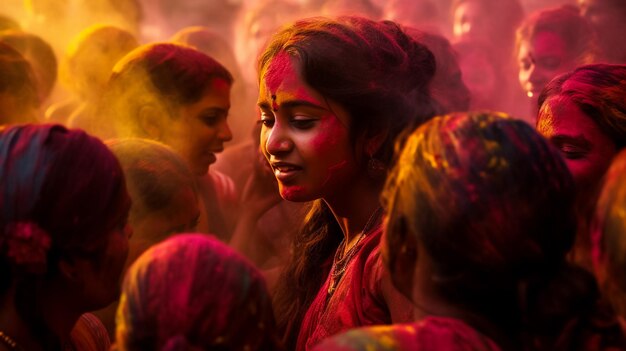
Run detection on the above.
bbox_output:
[98,43,237,241]
[260,16,437,350]
[0,124,131,351]
[537,63,626,269]
[516,5,598,121]
[315,112,625,351]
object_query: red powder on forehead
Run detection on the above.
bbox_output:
[263,52,294,94]
[209,77,231,92]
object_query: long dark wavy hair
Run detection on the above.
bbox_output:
[261,16,437,348]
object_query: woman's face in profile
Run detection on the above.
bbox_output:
[162,78,233,176]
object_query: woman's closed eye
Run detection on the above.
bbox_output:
[551,135,592,160]
[559,143,589,160]
[291,116,317,130]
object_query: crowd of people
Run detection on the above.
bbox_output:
[1,0,626,350]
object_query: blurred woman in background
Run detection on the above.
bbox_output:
[517,5,597,121]
[98,43,237,241]
[0,124,131,350]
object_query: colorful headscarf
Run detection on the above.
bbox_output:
[115,234,281,351]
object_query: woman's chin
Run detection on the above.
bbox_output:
[279,185,313,203]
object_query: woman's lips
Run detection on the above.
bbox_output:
[271,162,302,182]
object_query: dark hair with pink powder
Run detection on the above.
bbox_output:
[538,63,626,149]
[383,111,625,349]
[116,234,281,351]
[0,124,130,340]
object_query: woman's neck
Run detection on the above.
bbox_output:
[0,284,82,351]
[324,178,383,243]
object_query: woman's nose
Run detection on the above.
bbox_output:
[264,123,293,156]
[218,120,233,142]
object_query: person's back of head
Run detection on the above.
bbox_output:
[0,30,57,104]
[0,42,40,125]
[384,111,575,308]
[115,234,281,351]
[107,138,199,260]
[62,24,139,102]
[0,124,131,346]
[383,111,622,349]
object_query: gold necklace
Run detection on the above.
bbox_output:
[0,331,18,351]
[327,207,383,296]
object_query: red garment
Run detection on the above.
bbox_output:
[312,316,502,351]
[296,225,414,351]
[68,313,111,351]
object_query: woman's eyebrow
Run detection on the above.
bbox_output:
[258,99,328,112]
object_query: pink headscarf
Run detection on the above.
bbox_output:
[115,234,282,351]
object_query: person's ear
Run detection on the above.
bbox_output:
[383,215,418,301]
[138,104,165,140]
[364,130,388,158]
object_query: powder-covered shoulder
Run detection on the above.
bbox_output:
[312,317,502,351]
